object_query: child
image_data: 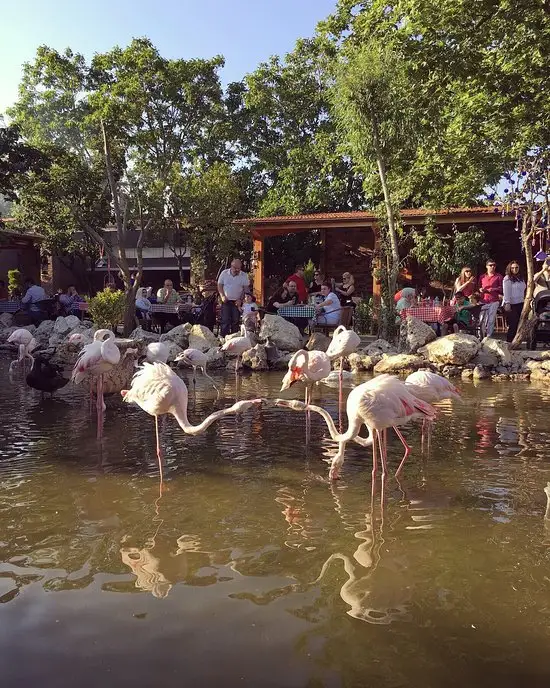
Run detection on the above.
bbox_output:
[446,293,473,334]
[241,293,259,332]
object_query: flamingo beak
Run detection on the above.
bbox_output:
[121,390,128,398]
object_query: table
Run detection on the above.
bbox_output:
[400,304,456,324]
[0,301,22,313]
[77,302,186,315]
[277,305,317,319]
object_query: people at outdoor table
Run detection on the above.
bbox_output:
[266,285,295,313]
[478,259,503,337]
[58,285,83,313]
[217,257,250,336]
[308,270,324,294]
[156,279,179,305]
[395,287,416,313]
[502,260,526,343]
[285,264,308,303]
[315,282,341,326]
[335,272,355,306]
[533,257,550,296]
[454,266,477,298]
[21,277,46,311]
[0,279,8,300]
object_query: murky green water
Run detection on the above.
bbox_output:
[1,359,550,687]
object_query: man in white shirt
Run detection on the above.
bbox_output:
[217,258,250,336]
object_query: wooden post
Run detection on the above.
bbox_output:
[253,237,264,305]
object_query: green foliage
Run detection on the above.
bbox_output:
[0,124,50,205]
[7,269,22,296]
[303,259,316,286]
[353,296,374,335]
[86,288,126,330]
[411,219,489,286]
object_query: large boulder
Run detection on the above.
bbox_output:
[373,353,425,374]
[53,316,72,336]
[36,319,55,337]
[259,314,302,352]
[364,339,397,357]
[270,351,293,371]
[164,342,183,363]
[0,327,16,344]
[242,344,268,371]
[130,327,161,346]
[204,347,226,369]
[419,333,480,366]
[348,352,381,372]
[65,315,81,330]
[399,317,437,354]
[470,349,500,368]
[481,337,512,365]
[160,322,192,349]
[187,324,219,352]
[306,332,331,353]
[0,313,13,328]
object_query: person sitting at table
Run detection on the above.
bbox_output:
[266,285,296,313]
[335,272,356,307]
[309,270,324,294]
[58,285,83,315]
[22,277,47,323]
[444,293,473,334]
[0,279,8,300]
[135,287,152,328]
[315,282,342,326]
[396,287,416,314]
[157,279,179,305]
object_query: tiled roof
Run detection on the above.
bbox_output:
[237,206,505,225]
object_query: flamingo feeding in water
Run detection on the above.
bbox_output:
[220,325,251,372]
[7,329,36,373]
[175,348,218,392]
[121,362,263,484]
[71,329,121,437]
[326,325,361,401]
[280,349,331,405]
[276,374,436,481]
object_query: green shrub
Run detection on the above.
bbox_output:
[303,258,316,286]
[87,287,126,331]
[354,296,374,335]
[8,269,22,297]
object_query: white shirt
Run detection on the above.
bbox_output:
[320,291,341,325]
[502,276,526,305]
[242,302,257,316]
[218,269,249,301]
[22,284,46,310]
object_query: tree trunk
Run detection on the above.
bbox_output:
[511,215,535,349]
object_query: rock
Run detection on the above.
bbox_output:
[399,317,437,353]
[165,342,183,363]
[364,339,397,357]
[461,368,474,380]
[204,347,226,369]
[49,333,64,348]
[470,349,499,368]
[529,367,549,381]
[306,332,331,353]
[187,324,219,352]
[373,353,425,374]
[441,365,462,378]
[492,373,510,381]
[0,313,13,327]
[419,333,480,366]
[36,319,55,336]
[53,316,72,336]
[65,315,81,330]
[270,352,293,371]
[242,344,268,371]
[259,314,302,352]
[130,327,161,345]
[160,323,192,349]
[481,337,512,365]
[348,352,380,372]
[473,365,490,380]
[0,327,16,344]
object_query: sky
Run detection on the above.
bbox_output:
[0,0,337,116]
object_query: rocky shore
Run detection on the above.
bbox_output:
[1,313,549,385]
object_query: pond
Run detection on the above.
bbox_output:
[1,359,550,688]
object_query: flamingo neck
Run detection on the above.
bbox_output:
[305,403,363,443]
[171,388,233,436]
[545,486,550,521]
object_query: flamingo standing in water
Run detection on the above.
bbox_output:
[7,328,36,373]
[280,349,331,405]
[405,370,461,451]
[326,325,361,402]
[72,329,120,438]
[121,362,263,484]
[276,374,435,482]
[175,348,218,392]
[221,325,251,373]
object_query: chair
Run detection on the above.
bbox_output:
[495,309,506,334]
[315,306,354,336]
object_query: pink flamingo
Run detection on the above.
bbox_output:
[326,325,361,401]
[220,325,251,373]
[280,349,331,405]
[72,329,121,438]
[121,362,263,486]
[276,374,435,482]
[7,328,36,373]
[175,348,219,392]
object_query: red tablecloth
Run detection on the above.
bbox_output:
[400,304,456,324]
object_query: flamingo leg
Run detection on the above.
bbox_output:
[338,357,344,432]
[394,426,412,477]
[235,355,240,373]
[371,429,378,505]
[155,415,164,489]
[96,375,104,440]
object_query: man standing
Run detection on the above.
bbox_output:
[285,265,308,303]
[479,259,503,337]
[217,258,250,336]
